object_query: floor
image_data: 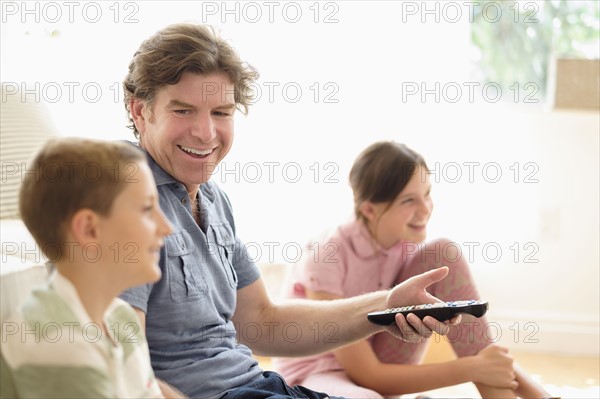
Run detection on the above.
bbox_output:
[256,337,600,398]
[417,337,600,398]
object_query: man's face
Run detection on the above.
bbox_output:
[132,72,236,192]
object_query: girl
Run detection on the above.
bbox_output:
[274,142,550,398]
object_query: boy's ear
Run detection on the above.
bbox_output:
[129,98,148,134]
[69,209,100,244]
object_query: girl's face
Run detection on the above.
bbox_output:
[363,167,433,249]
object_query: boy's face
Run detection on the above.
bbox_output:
[133,72,236,193]
[97,162,172,287]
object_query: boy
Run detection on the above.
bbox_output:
[1,138,173,398]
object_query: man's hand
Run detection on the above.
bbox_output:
[385,266,461,342]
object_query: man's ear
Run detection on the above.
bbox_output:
[358,201,377,223]
[130,98,148,134]
[69,209,100,245]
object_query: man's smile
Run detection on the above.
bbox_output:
[178,144,215,158]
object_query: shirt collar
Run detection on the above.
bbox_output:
[126,141,215,202]
[50,271,122,347]
[50,270,94,325]
[342,219,405,259]
[131,141,177,187]
[342,219,381,259]
[121,140,176,186]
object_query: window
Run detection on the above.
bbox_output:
[471,0,599,102]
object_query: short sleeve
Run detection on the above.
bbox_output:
[301,239,346,297]
[119,282,153,314]
[232,235,261,289]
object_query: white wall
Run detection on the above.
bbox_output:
[1,0,598,355]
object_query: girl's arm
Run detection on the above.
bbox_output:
[307,289,518,396]
[514,364,552,398]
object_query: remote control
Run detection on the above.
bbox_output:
[367,300,489,326]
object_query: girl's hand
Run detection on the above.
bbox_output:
[471,344,518,389]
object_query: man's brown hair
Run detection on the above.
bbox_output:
[123,23,259,138]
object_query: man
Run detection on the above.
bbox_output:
[120,23,456,399]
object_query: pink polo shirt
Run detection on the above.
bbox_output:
[273,219,410,384]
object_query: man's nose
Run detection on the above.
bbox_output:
[191,112,217,142]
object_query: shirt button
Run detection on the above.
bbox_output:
[181,197,187,205]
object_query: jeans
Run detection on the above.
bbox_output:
[221,371,344,399]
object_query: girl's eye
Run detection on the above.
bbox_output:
[143,205,154,213]
[401,198,413,205]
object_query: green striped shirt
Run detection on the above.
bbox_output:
[1,272,163,398]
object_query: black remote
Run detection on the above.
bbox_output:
[367,300,489,326]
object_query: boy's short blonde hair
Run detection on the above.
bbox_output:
[19,138,146,259]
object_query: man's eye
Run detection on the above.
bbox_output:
[174,110,191,115]
[214,111,230,116]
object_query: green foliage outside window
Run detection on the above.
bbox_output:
[471,0,600,100]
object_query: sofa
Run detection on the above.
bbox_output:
[0,84,58,397]
[0,83,60,323]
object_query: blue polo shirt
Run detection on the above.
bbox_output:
[120,149,263,398]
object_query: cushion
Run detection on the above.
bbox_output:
[0,219,48,322]
[0,82,58,219]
